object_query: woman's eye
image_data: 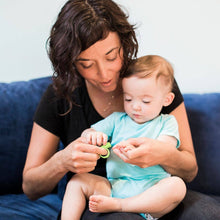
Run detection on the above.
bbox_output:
[106,46,122,62]
[107,52,118,61]
[81,63,93,69]
[107,55,117,61]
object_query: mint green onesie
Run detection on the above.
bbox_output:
[92,112,180,219]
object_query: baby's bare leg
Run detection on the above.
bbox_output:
[89,176,186,218]
[61,173,111,220]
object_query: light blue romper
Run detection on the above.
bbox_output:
[92,112,180,219]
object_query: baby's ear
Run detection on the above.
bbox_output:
[163,92,175,107]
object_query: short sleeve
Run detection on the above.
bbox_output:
[91,112,119,138]
[159,115,180,148]
[161,79,184,114]
[33,85,63,137]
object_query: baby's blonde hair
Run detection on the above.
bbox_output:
[125,55,174,91]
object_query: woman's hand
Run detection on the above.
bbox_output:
[23,123,107,200]
[60,136,108,174]
[113,137,170,168]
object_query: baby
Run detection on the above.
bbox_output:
[61,55,186,220]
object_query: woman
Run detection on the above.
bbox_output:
[22,0,198,219]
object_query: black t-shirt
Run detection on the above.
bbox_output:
[34,79,183,178]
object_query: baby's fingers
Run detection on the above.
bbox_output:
[85,133,93,144]
[96,132,108,146]
[88,132,107,146]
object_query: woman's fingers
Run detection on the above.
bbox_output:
[62,137,109,173]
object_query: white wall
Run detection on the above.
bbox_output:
[1,0,220,93]
[0,0,66,82]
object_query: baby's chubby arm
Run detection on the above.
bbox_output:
[81,128,108,146]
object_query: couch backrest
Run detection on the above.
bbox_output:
[0,77,51,194]
[0,77,219,196]
[184,93,220,196]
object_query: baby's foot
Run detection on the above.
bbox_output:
[89,195,122,213]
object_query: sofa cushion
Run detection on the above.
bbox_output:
[0,194,62,220]
[184,93,220,196]
[0,77,51,194]
[160,190,220,220]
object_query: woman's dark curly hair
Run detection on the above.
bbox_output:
[47,0,138,111]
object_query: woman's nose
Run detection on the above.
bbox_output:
[97,62,108,79]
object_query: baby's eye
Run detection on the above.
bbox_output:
[143,100,150,104]
[125,98,132,102]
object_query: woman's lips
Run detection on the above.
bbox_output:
[101,80,112,86]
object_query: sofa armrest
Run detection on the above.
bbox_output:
[183,93,220,196]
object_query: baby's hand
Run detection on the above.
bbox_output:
[113,141,136,161]
[82,129,108,146]
[113,141,135,153]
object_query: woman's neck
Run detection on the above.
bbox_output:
[86,80,124,118]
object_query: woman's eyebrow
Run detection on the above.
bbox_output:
[76,47,120,61]
[76,58,90,61]
[105,47,120,55]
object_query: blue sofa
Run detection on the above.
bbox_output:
[0,77,219,220]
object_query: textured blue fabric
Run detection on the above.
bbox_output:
[184,93,220,196]
[0,76,220,220]
[160,190,220,220]
[0,194,62,220]
[0,77,51,195]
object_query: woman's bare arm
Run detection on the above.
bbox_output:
[163,102,198,182]
[22,123,66,200]
[22,123,106,200]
